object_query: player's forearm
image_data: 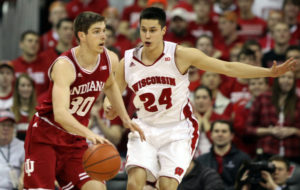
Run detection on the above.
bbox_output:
[54,108,93,138]
[104,82,131,122]
[224,61,271,78]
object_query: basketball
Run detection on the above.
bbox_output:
[82,143,121,181]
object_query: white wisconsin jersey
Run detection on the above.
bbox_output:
[124,41,190,125]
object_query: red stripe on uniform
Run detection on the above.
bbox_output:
[183,103,199,154]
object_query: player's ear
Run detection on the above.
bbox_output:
[78,31,86,42]
[162,26,167,36]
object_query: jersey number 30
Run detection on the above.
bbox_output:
[139,88,172,112]
[69,96,95,116]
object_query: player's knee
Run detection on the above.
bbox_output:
[127,178,145,190]
[159,178,178,190]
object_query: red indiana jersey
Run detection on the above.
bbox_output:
[33,47,111,147]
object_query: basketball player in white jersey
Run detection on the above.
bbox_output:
[105,7,295,190]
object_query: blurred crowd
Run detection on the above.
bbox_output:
[1,0,300,189]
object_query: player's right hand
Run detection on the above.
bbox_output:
[123,119,146,141]
[87,133,112,145]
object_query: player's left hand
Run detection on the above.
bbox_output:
[123,119,146,141]
[270,57,296,77]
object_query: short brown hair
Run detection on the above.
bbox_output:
[73,11,105,42]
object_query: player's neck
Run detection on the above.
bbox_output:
[75,46,99,70]
[142,42,164,64]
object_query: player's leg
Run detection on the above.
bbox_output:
[81,180,106,190]
[56,145,106,190]
[23,116,57,189]
[157,137,197,190]
[127,167,147,190]
[23,141,57,188]
[125,122,159,190]
[158,177,179,190]
[156,140,192,190]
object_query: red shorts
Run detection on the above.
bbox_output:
[24,117,92,189]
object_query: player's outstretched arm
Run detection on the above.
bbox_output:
[103,51,146,141]
[51,59,111,145]
[176,45,295,78]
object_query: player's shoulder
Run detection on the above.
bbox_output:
[105,49,119,63]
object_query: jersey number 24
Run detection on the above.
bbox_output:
[139,88,172,112]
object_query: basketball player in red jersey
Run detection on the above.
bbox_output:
[23,12,145,190]
[105,7,296,190]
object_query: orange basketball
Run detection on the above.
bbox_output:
[82,143,121,181]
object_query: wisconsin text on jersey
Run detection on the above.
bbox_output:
[131,76,176,92]
[70,80,105,95]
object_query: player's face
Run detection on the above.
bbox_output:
[278,71,294,94]
[248,78,268,98]
[211,123,233,147]
[194,89,212,113]
[0,67,14,88]
[140,19,166,50]
[272,161,290,186]
[18,77,34,99]
[0,120,14,143]
[84,22,106,54]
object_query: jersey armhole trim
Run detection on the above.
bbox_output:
[48,56,77,84]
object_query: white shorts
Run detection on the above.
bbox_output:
[125,118,199,183]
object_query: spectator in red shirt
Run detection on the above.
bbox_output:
[259,10,284,53]
[40,1,68,51]
[215,11,245,61]
[41,18,74,63]
[262,22,290,68]
[164,5,196,46]
[0,61,14,110]
[66,0,109,20]
[286,46,300,96]
[11,74,36,141]
[232,77,269,156]
[12,31,52,99]
[102,7,133,58]
[246,71,300,163]
[119,0,147,41]
[190,0,219,40]
[237,0,267,40]
[193,86,229,157]
[226,48,259,103]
